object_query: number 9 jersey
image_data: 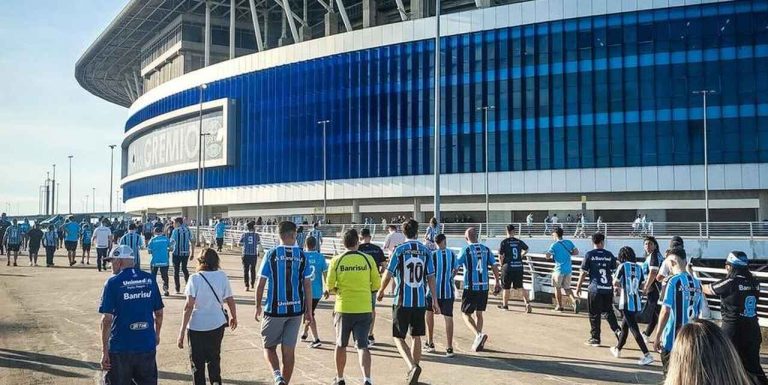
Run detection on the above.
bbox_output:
[387,240,436,308]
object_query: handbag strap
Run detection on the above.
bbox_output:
[199,272,223,306]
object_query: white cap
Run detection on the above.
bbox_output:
[106,245,134,261]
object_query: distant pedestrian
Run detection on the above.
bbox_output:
[93,219,114,272]
[98,245,164,385]
[238,221,261,291]
[20,218,30,251]
[43,225,58,267]
[611,246,654,366]
[545,227,580,313]
[81,223,93,265]
[63,217,80,266]
[27,223,44,266]
[424,217,439,250]
[0,213,10,256]
[148,227,174,297]
[171,217,195,295]
[214,219,227,252]
[178,248,237,385]
[3,219,22,267]
[309,222,323,252]
[119,223,145,270]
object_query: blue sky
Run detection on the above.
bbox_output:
[0,1,129,216]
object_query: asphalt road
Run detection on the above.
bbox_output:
[0,248,671,385]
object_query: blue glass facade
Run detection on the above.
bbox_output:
[123,0,768,201]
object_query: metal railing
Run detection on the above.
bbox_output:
[195,226,768,327]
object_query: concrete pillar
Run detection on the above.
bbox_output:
[643,209,667,223]
[489,211,512,224]
[324,12,339,36]
[229,0,236,59]
[351,200,362,224]
[410,0,430,19]
[362,0,377,28]
[278,13,290,46]
[204,0,211,66]
[759,191,768,221]
[413,198,425,223]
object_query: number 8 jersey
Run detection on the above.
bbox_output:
[387,240,436,308]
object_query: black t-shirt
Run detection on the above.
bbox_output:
[358,243,386,269]
[27,228,44,247]
[498,237,529,269]
[712,274,761,323]
[580,249,617,294]
[643,250,663,294]
[0,220,10,236]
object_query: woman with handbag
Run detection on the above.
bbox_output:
[177,248,238,385]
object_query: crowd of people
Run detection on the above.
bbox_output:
[1,210,765,385]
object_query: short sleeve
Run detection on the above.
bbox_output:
[184,275,197,298]
[648,252,661,270]
[98,280,115,314]
[451,251,459,270]
[222,274,234,299]
[326,258,338,289]
[425,251,435,276]
[146,238,154,253]
[386,250,399,274]
[613,266,624,284]
[711,278,735,297]
[497,240,506,257]
[547,242,556,254]
[239,233,246,244]
[580,254,590,270]
[456,247,467,267]
[520,240,529,251]
[662,278,676,308]
[321,256,329,273]
[303,254,312,279]
[487,248,497,265]
[368,255,382,291]
[259,252,272,278]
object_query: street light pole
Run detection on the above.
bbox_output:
[317,120,330,222]
[68,155,73,214]
[51,164,56,215]
[433,0,442,223]
[92,187,96,213]
[85,195,89,214]
[196,84,207,244]
[477,105,494,238]
[693,89,715,238]
[201,132,211,228]
[109,145,116,216]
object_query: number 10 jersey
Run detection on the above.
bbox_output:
[387,240,436,308]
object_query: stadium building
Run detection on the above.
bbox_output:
[76,0,768,223]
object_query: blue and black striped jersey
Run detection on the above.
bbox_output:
[457,243,497,291]
[3,225,22,245]
[259,245,311,317]
[661,272,703,352]
[171,226,192,256]
[614,262,645,312]
[425,225,439,243]
[308,229,323,251]
[119,232,144,263]
[239,232,260,256]
[43,230,58,247]
[427,248,458,300]
[386,240,436,308]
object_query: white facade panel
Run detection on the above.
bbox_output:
[522,1,536,24]
[595,168,611,191]
[549,0,564,20]
[577,0,592,17]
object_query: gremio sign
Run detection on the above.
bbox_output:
[121,98,235,183]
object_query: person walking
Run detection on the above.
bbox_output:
[148,227,174,297]
[27,223,44,266]
[81,223,93,265]
[119,223,145,270]
[640,236,663,343]
[63,217,80,266]
[43,225,59,267]
[326,229,381,385]
[357,228,386,347]
[424,233,458,357]
[93,219,114,272]
[423,217,439,250]
[0,213,10,257]
[610,246,654,366]
[20,218,30,252]
[238,221,261,291]
[98,245,164,385]
[254,221,313,385]
[702,251,767,384]
[300,236,327,348]
[214,219,227,252]
[177,248,238,385]
[497,224,532,313]
[3,219,22,267]
[575,232,620,347]
[309,222,323,252]
[545,227,580,313]
[171,217,195,294]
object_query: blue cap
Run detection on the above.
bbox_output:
[726,251,748,267]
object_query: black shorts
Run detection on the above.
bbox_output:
[29,245,40,254]
[311,298,320,314]
[425,296,454,317]
[6,244,20,252]
[392,306,426,339]
[501,266,524,290]
[64,241,77,251]
[82,243,91,252]
[143,233,152,242]
[216,238,224,248]
[461,290,489,314]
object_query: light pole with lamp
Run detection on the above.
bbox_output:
[477,105,494,238]
[51,164,56,215]
[92,187,96,213]
[692,89,716,238]
[200,132,212,228]
[317,120,330,223]
[68,155,73,214]
[109,144,116,216]
[433,0,442,223]
[196,83,208,244]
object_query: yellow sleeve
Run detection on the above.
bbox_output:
[327,257,338,291]
[368,255,381,291]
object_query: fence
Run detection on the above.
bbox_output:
[195,226,768,327]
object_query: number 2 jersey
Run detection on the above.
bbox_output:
[661,272,703,352]
[711,273,760,324]
[387,240,436,308]
[457,243,497,291]
[580,248,617,295]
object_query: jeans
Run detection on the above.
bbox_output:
[45,246,56,266]
[587,292,620,342]
[188,325,225,385]
[242,256,257,287]
[172,254,190,293]
[105,351,158,385]
[616,310,648,354]
[97,247,109,271]
[151,266,170,293]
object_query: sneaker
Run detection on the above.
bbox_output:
[274,376,287,385]
[367,335,375,347]
[445,347,455,358]
[553,306,563,312]
[300,333,308,342]
[585,338,600,347]
[610,346,621,358]
[407,365,421,385]
[164,291,170,297]
[641,331,651,344]
[478,333,488,351]
[497,305,509,311]
[29,262,33,267]
[572,300,579,314]
[525,303,532,314]
[333,377,345,385]
[423,342,435,353]
[638,353,654,366]
[471,333,483,352]
[310,339,321,348]
[364,381,372,385]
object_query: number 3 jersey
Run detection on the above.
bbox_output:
[661,272,703,352]
[387,240,436,308]
[580,248,617,295]
[711,273,761,323]
[457,243,497,291]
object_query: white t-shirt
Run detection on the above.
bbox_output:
[93,225,112,248]
[185,270,233,331]
[383,232,407,253]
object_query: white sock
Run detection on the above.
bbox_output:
[364,377,373,384]
[273,370,282,378]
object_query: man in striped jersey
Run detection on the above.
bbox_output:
[309,223,323,252]
[119,223,145,270]
[457,227,501,352]
[254,221,313,385]
[611,246,653,366]
[652,247,703,375]
[3,219,22,267]
[171,217,194,294]
[377,219,439,385]
[424,233,458,357]
[239,221,261,291]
